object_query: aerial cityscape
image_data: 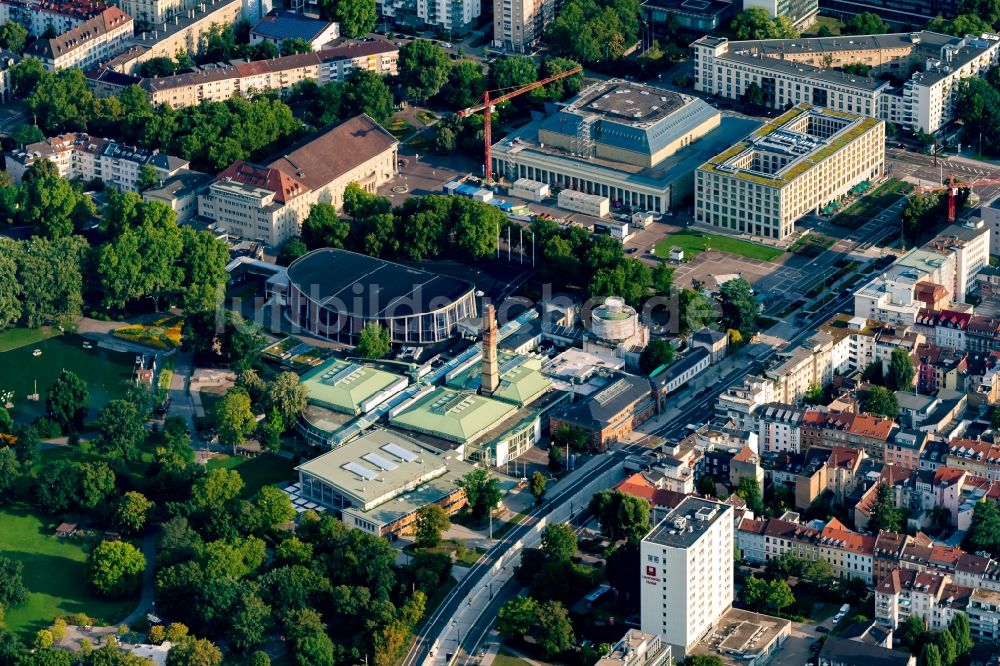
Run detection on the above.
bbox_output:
[3,0,1000,665]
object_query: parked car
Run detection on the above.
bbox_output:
[816,626,830,634]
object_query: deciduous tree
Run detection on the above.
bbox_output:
[114,491,154,536]
[95,400,145,460]
[963,499,1000,558]
[540,523,576,562]
[215,388,257,453]
[589,490,651,543]
[863,386,899,418]
[729,8,799,39]
[414,504,450,548]
[0,557,29,608]
[88,540,146,597]
[842,11,890,34]
[302,202,350,249]
[458,468,504,522]
[888,348,915,391]
[356,322,391,359]
[868,483,903,533]
[639,339,675,374]
[399,39,451,103]
[46,369,89,433]
[530,470,547,501]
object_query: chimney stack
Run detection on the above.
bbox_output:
[480,304,500,395]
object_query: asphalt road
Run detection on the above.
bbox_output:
[401,452,628,666]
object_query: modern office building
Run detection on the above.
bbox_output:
[640,497,734,658]
[7,132,189,191]
[643,0,737,35]
[491,78,761,213]
[25,5,132,70]
[691,31,1000,134]
[286,248,477,345]
[199,114,397,245]
[295,428,475,537]
[492,0,556,52]
[743,0,818,29]
[694,104,884,239]
[818,0,957,28]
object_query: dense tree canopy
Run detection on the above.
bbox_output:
[589,490,651,543]
[46,369,89,433]
[925,13,994,35]
[457,468,504,522]
[963,499,1000,557]
[842,11,891,34]
[729,8,799,40]
[399,40,451,103]
[88,540,146,597]
[546,0,642,62]
[719,277,759,340]
[863,386,899,419]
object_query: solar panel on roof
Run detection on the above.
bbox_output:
[343,461,377,480]
[363,452,398,471]
[382,443,418,462]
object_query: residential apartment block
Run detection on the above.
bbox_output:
[127,41,398,107]
[377,0,481,35]
[198,114,398,246]
[695,104,884,240]
[112,0,245,72]
[25,5,132,70]
[692,31,1000,134]
[0,0,109,36]
[492,0,556,52]
[6,132,189,191]
[641,497,734,658]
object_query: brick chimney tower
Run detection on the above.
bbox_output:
[480,304,500,395]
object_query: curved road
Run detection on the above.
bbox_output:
[401,451,626,666]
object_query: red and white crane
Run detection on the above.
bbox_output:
[916,174,1000,221]
[456,65,583,183]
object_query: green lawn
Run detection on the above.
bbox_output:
[493,648,534,666]
[654,232,784,262]
[0,507,136,637]
[206,453,298,498]
[804,16,844,36]
[0,326,61,353]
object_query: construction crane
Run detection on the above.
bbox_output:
[916,175,1000,221]
[457,65,583,183]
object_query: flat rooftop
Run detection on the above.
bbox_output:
[389,386,518,444]
[299,358,408,415]
[296,428,473,510]
[690,608,791,665]
[645,496,730,549]
[701,104,881,186]
[496,115,760,189]
[569,80,687,125]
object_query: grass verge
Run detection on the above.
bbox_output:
[654,231,784,262]
[0,326,60,353]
